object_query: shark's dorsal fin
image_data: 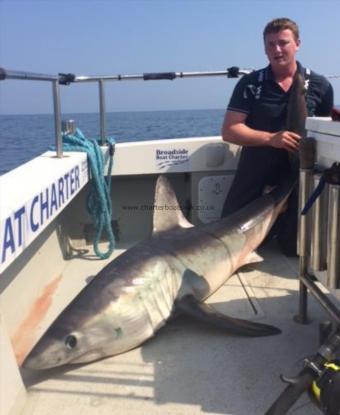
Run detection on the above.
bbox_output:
[153,175,193,234]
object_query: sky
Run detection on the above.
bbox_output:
[0,0,340,115]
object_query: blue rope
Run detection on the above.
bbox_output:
[60,128,116,259]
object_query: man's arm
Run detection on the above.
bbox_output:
[222,110,301,153]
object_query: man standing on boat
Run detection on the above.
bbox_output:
[221,17,333,256]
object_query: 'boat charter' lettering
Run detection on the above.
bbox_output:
[1,166,81,267]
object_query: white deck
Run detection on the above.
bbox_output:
[3,119,340,415]
[20,241,328,415]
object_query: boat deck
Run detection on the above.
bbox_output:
[20,241,330,415]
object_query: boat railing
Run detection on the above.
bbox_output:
[0,69,63,157]
[0,66,252,158]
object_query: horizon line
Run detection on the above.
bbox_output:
[0,108,227,117]
[1,105,340,117]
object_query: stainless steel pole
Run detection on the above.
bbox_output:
[99,79,106,146]
[310,173,328,272]
[298,169,313,258]
[52,80,63,158]
[327,184,340,289]
[1,69,58,81]
[295,137,316,324]
[74,69,254,83]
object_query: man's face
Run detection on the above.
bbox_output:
[264,29,300,71]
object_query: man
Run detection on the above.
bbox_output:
[221,18,333,255]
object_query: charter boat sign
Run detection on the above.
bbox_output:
[0,153,89,274]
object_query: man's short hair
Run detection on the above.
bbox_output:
[263,18,300,41]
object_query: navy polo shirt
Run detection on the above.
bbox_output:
[227,61,333,133]
[222,62,334,218]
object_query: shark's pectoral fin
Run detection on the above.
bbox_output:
[176,295,281,337]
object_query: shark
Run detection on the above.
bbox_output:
[23,69,309,371]
[23,173,295,370]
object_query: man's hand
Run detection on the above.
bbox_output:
[222,111,302,151]
[269,130,301,153]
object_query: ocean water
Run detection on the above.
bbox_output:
[0,109,225,175]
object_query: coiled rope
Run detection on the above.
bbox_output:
[61,128,116,259]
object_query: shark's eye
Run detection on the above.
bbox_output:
[65,334,77,349]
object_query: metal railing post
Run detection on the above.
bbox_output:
[310,173,328,272]
[99,79,106,145]
[52,80,63,158]
[295,137,316,324]
[327,184,340,288]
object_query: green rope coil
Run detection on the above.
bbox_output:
[61,128,116,259]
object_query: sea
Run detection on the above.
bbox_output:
[0,109,225,175]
